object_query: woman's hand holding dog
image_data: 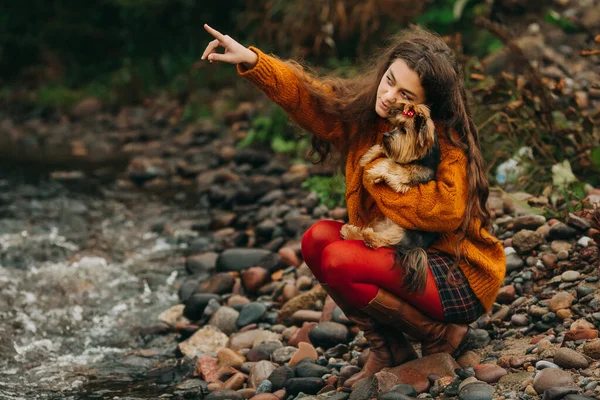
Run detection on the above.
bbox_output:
[201,24,258,70]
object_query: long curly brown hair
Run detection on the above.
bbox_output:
[283,26,493,280]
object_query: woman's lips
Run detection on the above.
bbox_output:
[380,100,388,110]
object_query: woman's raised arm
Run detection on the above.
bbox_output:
[201,24,346,145]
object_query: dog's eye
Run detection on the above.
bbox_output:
[400,127,407,134]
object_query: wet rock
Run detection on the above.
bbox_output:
[293,359,330,378]
[513,215,546,231]
[183,293,221,321]
[542,253,558,269]
[196,273,235,295]
[506,253,525,271]
[284,214,314,236]
[458,382,495,400]
[241,267,269,294]
[216,248,274,272]
[512,230,544,253]
[288,322,317,347]
[205,389,244,400]
[561,271,581,282]
[564,396,597,400]
[570,319,595,331]
[237,302,268,328]
[542,387,580,400]
[228,329,280,351]
[291,310,321,323]
[536,360,560,370]
[158,304,186,326]
[178,326,229,359]
[277,247,301,268]
[551,240,573,253]
[217,348,246,369]
[271,346,297,364]
[387,353,459,389]
[457,351,481,368]
[209,306,239,336]
[533,368,576,394]
[473,364,507,383]
[496,285,516,303]
[285,377,325,396]
[566,213,591,231]
[197,355,221,383]
[549,291,575,312]
[278,285,327,324]
[511,314,529,326]
[387,383,418,397]
[289,342,318,366]
[373,371,399,393]
[222,372,246,390]
[549,223,578,240]
[553,348,589,369]
[582,339,600,359]
[186,252,218,274]
[268,366,294,391]
[387,367,429,393]
[249,360,277,389]
[253,390,277,399]
[308,322,349,349]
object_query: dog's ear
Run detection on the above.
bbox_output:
[414,114,435,147]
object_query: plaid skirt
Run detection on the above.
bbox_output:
[428,253,484,324]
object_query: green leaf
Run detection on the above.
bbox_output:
[545,10,578,32]
[271,136,297,153]
[591,147,600,169]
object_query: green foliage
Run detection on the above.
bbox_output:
[591,147,600,170]
[36,85,84,109]
[416,0,503,58]
[545,10,579,33]
[237,106,310,157]
[301,174,346,209]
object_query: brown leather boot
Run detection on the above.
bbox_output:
[361,288,477,358]
[379,324,418,364]
[319,284,417,388]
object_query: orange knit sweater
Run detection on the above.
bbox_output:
[238,47,506,312]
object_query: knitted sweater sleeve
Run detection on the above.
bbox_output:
[363,137,469,232]
[237,47,346,145]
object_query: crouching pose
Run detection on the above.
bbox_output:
[201,24,506,389]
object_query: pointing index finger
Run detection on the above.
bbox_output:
[204,24,226,41]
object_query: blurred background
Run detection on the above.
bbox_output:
[2,0,599,201]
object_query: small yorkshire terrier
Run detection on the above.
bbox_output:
[340,102,441,293]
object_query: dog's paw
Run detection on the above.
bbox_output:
[340,224,363,240]
[359,145,383,167]
[361,228,382,249]
[365,169,384,185]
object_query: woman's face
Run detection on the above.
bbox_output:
[375,58,426,118]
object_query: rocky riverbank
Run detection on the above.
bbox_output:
[1,5,599,398]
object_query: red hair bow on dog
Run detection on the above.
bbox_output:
[401,109,415,118]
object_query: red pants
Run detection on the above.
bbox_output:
[301,220,444,321]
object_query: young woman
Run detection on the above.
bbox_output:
[201,24,506,388]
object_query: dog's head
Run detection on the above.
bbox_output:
[381,103,436,164]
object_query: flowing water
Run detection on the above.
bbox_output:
[0,170,202,399]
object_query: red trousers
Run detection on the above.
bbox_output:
[301,220,444,321]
